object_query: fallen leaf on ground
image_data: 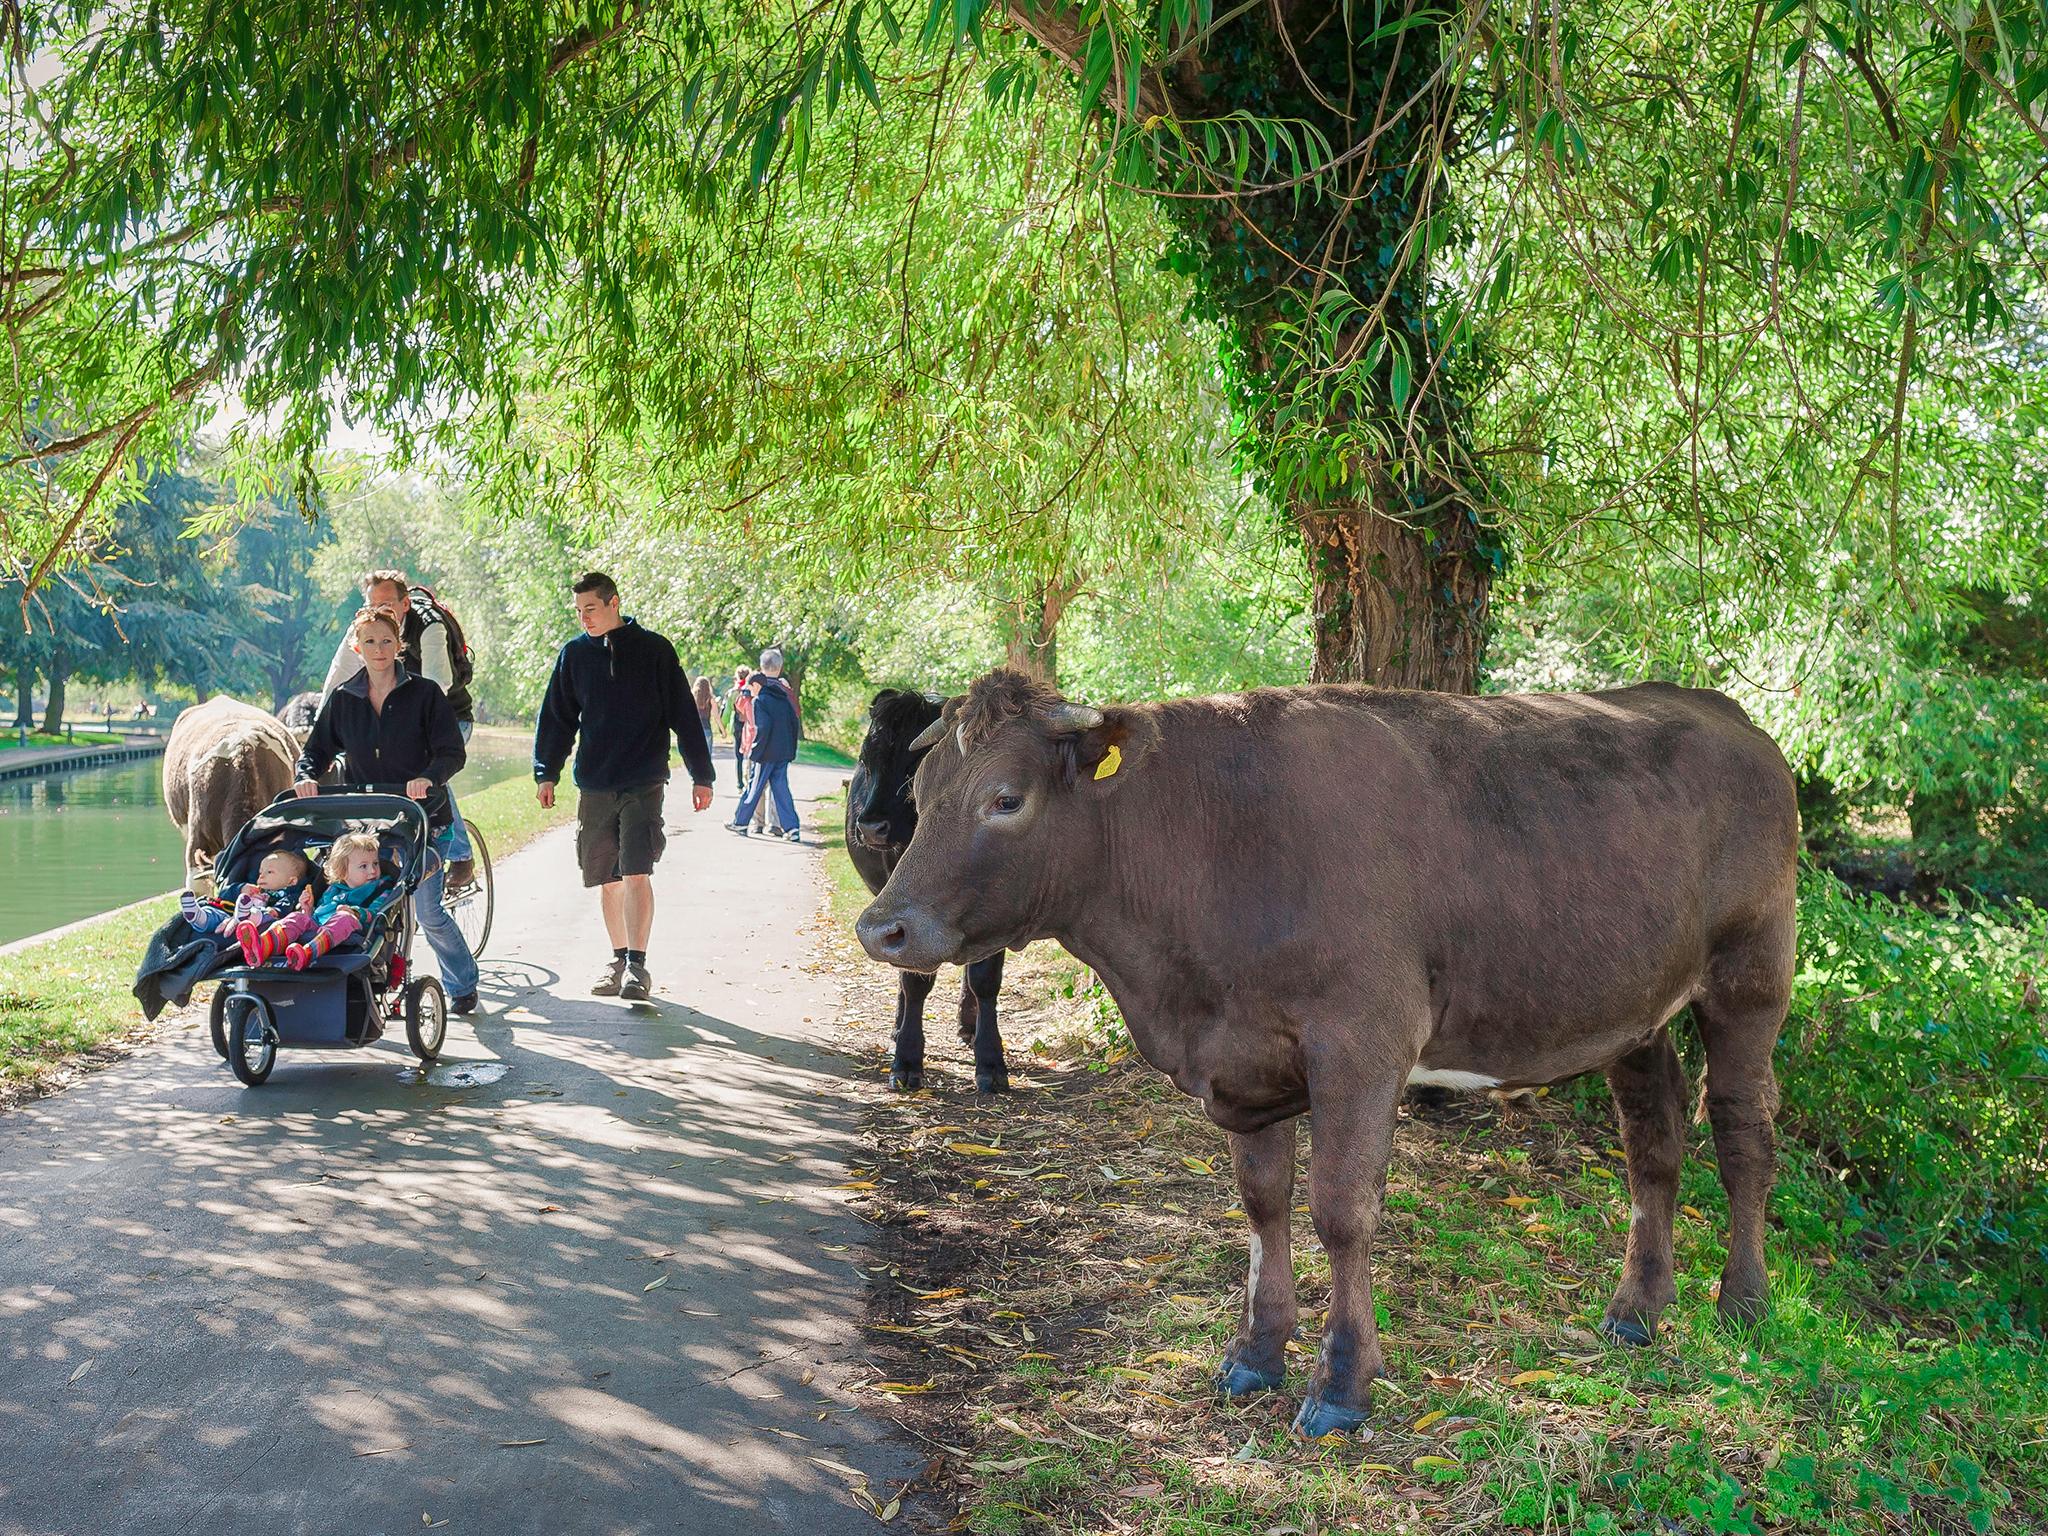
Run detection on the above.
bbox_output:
[500,1438,549,1447]
[1507,1369,1559,1386]
[1412,1410,1448,1431]
[644,1275,669,1292]
[1116,1482,1165,1499]
[945,1142,1007,1157]
[354,1445,409,1457]
[1412,1455,1462,1470]
[68,1360,93,1384]
[1501,1195,1539,1208]
[870,1381,936,1395]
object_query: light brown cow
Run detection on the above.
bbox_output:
[162,697,298,887]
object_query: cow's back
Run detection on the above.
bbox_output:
[1110,683,1795,1085]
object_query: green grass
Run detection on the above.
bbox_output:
[0,729,122,750]
[0,769,576,1095]
[797,739,856,768]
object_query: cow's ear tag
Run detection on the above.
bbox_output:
[1093,744,1122,782]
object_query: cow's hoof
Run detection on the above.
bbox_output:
[890,1070,923,1092]
[975,1070,1010,1094]
[957,1020,976,1044]
[1599,1316,1654,1348]
[1215,1358,1284,1398]
[1291,1395,1369,1440]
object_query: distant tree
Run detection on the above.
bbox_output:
[226,501,331,709]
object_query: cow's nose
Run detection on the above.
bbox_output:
[856,819,893,850]
[864,916,909,959]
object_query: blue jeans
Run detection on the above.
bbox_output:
[414,852,478,998]
[439,722,474,862]
[732,760,797,835]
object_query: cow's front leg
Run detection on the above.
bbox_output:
[1218,1118,1297,1397]
[891,970,937,1090]
[1296,1070,1403,1438]
[962,952,1008,1093]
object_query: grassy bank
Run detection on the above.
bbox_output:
[0,772,576,1101]
[817,840,2048,1533]
[0,729,122,750]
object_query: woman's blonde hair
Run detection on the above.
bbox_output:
[325,832,382,884]
[349,606,403,643]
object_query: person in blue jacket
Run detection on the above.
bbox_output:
[533,571,716,1001]
[727,648,801,845]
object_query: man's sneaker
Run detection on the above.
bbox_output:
[784,828,803,844]
[620,963,652,1002]
[591,958,626,996]
[451,992,478,1015]
[725,823,749,837]
[446,858,476,889]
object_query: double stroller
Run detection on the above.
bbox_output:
[202,790,451,1085]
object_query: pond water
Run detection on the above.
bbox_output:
[0,729,537,948]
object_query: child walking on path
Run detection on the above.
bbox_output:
[236,834,389,970]
[181,850,314,938]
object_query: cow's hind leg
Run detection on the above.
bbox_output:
[1601,1032,1686,1346]
[1694,925,1791,1328]
[961,951,1008,1093]
[1218,1119,1298,1397]
[1296,1069,1404,1438]
[891,970,938,1091]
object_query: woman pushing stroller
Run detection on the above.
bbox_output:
[293,606,480,1014]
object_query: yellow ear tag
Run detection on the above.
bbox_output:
[1093,743,1122,782]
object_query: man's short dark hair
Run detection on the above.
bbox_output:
[572,571,619,603]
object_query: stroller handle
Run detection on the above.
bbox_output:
[279,781,451,817]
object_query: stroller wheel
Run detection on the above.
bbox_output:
[406,977,448,1062]
[208,986,232,1060]
[227,995,278,1086]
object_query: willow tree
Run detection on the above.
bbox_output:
[450,71,1246,687]
[4,0,2045,689]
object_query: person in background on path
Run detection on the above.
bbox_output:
[693,675,717,755]
[533,571,716,1001]
[727,648,801,843]
[731,664,778,833]
[296,606,478,1011]
[729,665,753,792]
[322,569,479,888]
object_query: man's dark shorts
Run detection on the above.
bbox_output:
[577,782,666,887]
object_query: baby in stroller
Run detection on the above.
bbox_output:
[180,849,315,941]
[236,832,396,970]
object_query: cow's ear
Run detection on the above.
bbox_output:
[1067,708,1157,792]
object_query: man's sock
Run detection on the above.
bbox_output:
[625,949,646,967]
[613,947,628,963]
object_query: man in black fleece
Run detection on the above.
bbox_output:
[533,571,716,1000]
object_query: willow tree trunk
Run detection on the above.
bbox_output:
[12,673,30,728]
[1001,577,1078,687]
[1298,493,1489,691]
[41,666,66,734]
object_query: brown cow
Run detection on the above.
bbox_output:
[162,697,299,887]
[857,670,1798,1438]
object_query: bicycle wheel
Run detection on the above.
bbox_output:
[442,819,494,958]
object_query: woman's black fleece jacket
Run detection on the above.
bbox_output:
[296,668,466,830]
[532,618,717,792]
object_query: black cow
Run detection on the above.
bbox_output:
[847,689,1009,1093]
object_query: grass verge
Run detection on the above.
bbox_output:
[0,771,575,1104]
[816,842,2048,1535]
[0,729,123,750]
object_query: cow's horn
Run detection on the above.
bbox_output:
[1046,702,1103,734]
[907,717,949,752]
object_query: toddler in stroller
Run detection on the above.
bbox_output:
[234,832,395,969]
[180,849,315,942]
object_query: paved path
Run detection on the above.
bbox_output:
[0,764,918,1536]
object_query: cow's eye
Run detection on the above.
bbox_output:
[990,791,1024,816]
